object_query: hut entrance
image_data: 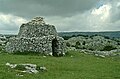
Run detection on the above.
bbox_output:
[52,38,59,56]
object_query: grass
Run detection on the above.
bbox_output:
[0,51,120,79]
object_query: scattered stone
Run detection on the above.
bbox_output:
[39,66,47,71]
[70,55,73,57]
[21,64,38,74]
[95,54,99,56]
[99,55,105,58]
[6,63,47,74]
[43,56,46,58]
[6,62,17,68]
[16,74,24,77]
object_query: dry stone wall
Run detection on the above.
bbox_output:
[6,17,65,56]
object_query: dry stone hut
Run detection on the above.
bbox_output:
[6,17,65,56]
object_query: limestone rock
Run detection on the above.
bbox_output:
[66,36,120,56]
[6,63,47,74]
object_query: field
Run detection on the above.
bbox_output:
[0,51,120,79]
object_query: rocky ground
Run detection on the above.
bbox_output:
[66,35,120,57]
[1,34,120,57]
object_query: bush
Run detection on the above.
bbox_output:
[75,41,80,49]
[101,45,117,51]
[71,45,75,47]
[118,42,120,45]
[82,41,86,45]
[0,47,2,51]
[75,45,80,49]
[66,42,71,47]
[88,48,94,51]
[76,41,80,45]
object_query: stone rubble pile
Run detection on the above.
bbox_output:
[6,63,47,74]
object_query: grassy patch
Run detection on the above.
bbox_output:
[0,51,120,79]
[13,51,45,56]
[14,65,26,71]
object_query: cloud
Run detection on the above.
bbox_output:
[45,0,120,32]
[91,4,111,21]
[0,0,120,34]
[0,0,98,17]
[109,0,120,22]
[0,13,27,34]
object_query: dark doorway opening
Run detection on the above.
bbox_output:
[52,38,59,56]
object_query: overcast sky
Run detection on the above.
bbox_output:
[0,0,120,34]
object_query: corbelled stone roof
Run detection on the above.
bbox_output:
[27,17,45,25]
[18,16,57,38]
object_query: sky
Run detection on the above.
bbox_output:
[0,0,120,34]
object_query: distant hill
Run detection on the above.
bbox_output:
[58,31,120,39]
[0,31,120,39]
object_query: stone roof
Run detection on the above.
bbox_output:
[27,17,45,25]
[18,16,57,38]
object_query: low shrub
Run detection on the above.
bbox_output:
[66,42,71,47]
[101,45,117,51]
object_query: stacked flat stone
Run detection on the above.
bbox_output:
[18,17,57,38]
[6,17,65,56]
